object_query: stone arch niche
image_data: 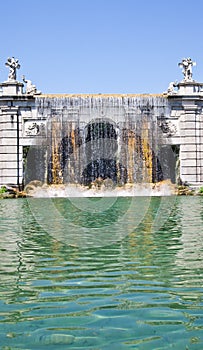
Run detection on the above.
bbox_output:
[81,118,127,186]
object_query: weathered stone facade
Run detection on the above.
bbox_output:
[0,61,203,188]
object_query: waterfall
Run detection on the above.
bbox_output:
[31,95,172,186]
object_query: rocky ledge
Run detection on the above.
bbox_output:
[0,186,27,199]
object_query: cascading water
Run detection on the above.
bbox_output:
[25,95,174,187]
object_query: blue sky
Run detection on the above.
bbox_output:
[1,0,203,94]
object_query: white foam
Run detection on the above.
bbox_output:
[26,181,175,198]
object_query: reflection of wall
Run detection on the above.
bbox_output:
[0,200,25,306]
[175,197,203,270]
[0,199,58,306]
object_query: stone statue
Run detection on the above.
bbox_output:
[178,58,196,82]
[167,81,178,94]
[22,75,37,94]
[5,57,20,81]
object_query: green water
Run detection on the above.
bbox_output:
[0,196,203,349]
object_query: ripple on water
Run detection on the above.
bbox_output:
[0,197,203,349]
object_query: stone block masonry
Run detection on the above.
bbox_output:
[0,57,203,187]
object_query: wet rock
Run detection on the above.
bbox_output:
[15,191,27,198]
[176,185,195,195]
[24,180,43,195]
[0,185,14,198]
[0,192,15,199]
[101,178,115,190]
[90,177,104,189]
[27,180,43,187]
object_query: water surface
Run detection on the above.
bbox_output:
[0,196,203,349]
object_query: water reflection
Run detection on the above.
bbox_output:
[0,197,203,349]
[175,197,203,270]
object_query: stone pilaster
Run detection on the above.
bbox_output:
[179,101,203,185]
[0,106,23,187]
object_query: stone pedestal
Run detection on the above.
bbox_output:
[0,81,24,96]
[177,81,203,95]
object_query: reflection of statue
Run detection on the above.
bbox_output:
[5,57,20,81]
[22,75,37,94]
[178,58,196,82]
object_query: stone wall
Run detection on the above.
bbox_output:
[0,80,203,187]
